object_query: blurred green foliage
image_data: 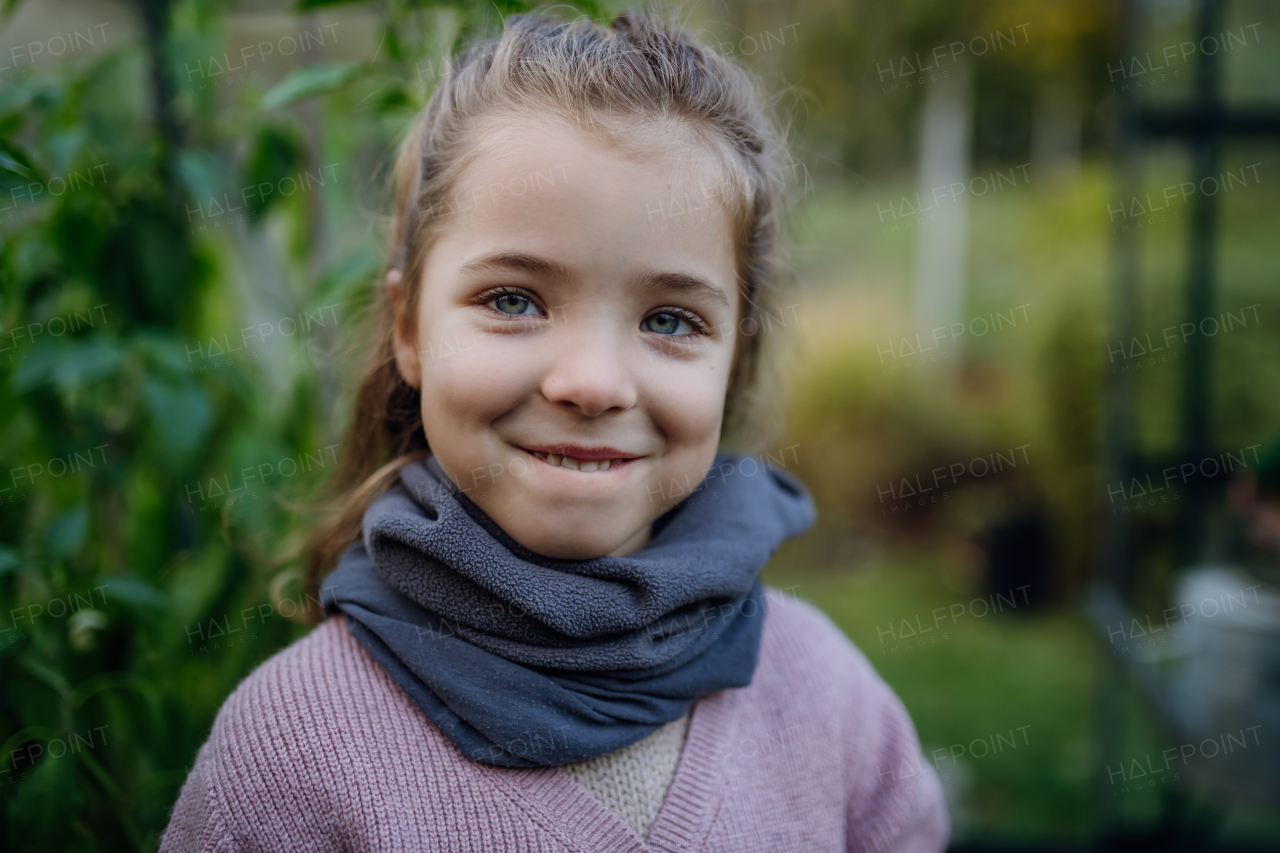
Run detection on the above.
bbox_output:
[0,0,580,847]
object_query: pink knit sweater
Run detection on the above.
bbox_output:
[161,589,949,852]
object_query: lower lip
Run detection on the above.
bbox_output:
[518,447,640,475]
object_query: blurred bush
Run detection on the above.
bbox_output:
[0,0,568,846]
[780,170,1111,602]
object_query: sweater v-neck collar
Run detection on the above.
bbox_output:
[480,688,740,853]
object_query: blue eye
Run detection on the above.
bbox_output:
[645,311,696,333]
[491,293,538,315]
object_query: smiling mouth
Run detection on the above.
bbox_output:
[519,447,641,473]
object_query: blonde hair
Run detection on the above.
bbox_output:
[304,7,799,601]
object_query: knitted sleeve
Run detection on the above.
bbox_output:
[158,625,349,853]
[843,673,950,853]
[160,740,239,853]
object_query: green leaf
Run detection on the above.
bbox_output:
[9,738,87,844]
[16,655,73,698]
[12,339,126,393]
[133,331,199,379]
[177,149,227,211]
[53,339,125,389]
[43,128,87,175]
[142,377,214,464]
[0,725,62,766]
[245,125,305,217]
[11,342,63,391]
[0,136,36,178]
[46,506,89,558]
[100,576,167,611]
[0,147,32,177]
[262,61,363,109]
[0,545,22,575]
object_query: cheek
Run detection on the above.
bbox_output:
[639,357,730,444]
[416,319,535,430]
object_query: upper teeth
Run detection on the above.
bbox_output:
[531,451,626,472]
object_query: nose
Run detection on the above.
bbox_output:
[539,321,639,417]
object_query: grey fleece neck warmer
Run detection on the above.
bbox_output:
[322,450,816,767]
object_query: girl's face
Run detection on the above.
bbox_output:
[391,116,740,560]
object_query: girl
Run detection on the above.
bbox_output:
[162,10,948,852]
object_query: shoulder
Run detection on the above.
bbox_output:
[210,616,401,738]
[754,586,950,852]
[749,584,905,761]
[165,619,541,851]
[196,618,443,814]
[162,619,400,850]
[757,584,884,699]
[756,583,932,755]
[759,583,850,647]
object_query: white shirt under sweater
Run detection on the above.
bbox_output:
[561,712,692,838]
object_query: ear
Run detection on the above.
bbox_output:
[387,269,422,389]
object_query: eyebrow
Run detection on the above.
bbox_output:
[458,251,730,309]
[458,252,572,280]
[633,270,731,310]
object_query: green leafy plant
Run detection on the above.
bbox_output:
[0,0,575,847]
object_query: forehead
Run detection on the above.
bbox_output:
[464,110,740,207]
[428,113,741,309]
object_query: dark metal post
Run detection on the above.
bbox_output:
[1175,0,1224,566]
